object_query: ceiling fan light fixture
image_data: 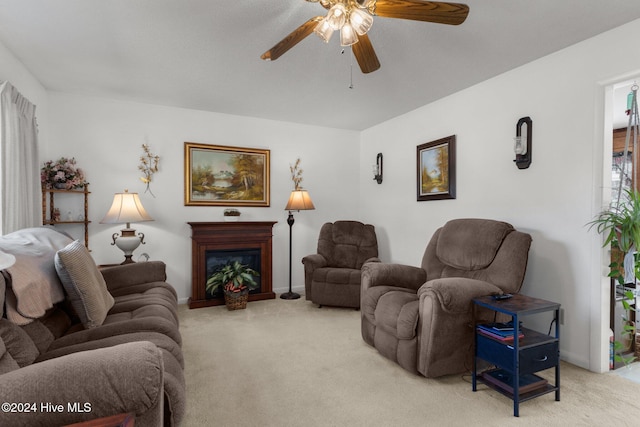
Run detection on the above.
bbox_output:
[314,18,334,43]
[327,3,347,30]
[261,0,469,74]
[349,7,373,35]
[340,23,358,46]
[357,0,376,10]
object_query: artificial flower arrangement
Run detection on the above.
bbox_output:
[41,157,88,190]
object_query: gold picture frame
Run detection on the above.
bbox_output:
[184,142,270,207]
[417,135,456,201]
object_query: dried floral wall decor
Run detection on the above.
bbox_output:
[290,158,304,190]
[139,144,160,197]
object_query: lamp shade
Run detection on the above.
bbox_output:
[340,23,358,47]
[285,190,315,211]
[0,250,16,270]
[314,18,334,43]
[100,190,153,227]
[350,8,373,35]
[326,3,347,30]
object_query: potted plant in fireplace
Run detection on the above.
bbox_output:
[205,261,260,310]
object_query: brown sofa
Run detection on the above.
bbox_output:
[302,221,379,309]
[0,227,184,426]
[361,218,532,378]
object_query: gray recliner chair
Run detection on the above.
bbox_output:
[360,218,532,377]
[302,221,379,309]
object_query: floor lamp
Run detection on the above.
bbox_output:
[282,189,315,299]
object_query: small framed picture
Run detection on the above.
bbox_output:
[184,142,270,207]
[417,135,456,201]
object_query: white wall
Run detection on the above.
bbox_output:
[358,19,640,372]
[45,92,360,303]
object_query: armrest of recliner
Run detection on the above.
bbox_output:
[301,254,328,299]
[418,277,502,313]
[361,262,426,292]
[101,261,167,293]
[0,341,164,427]
[301,253,327,269]
[415,278,504,377]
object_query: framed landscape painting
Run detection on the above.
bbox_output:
[184,142,270,207]
[417,135,456,201]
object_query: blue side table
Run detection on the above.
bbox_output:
[472,293,560,417]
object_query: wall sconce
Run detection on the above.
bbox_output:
[373,153,383,184]
[514,116,532,169]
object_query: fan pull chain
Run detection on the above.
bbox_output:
[349,46,354,89]
[341,48,355,90]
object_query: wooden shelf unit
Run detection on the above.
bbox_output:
[42,185,91,248]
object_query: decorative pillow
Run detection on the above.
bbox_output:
[54,241,115,329]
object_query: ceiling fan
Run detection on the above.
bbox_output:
[261,0,469,74]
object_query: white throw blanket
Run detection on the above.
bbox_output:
[0,227,73,324]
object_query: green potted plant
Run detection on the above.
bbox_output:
[589,188,640,366]
[205,261,259,310]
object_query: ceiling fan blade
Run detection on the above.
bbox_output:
[373,0,469,25]
[261,16,323,61]
[352,33,380,74]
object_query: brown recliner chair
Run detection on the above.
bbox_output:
[361,218,532,378]
[302,221,379,308]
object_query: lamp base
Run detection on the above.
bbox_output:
[120,255,135,265]
[280,291,301,300]
[111,228,146,265]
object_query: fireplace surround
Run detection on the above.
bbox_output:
[188,221,277,308]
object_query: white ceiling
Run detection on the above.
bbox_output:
[1,0,640,131]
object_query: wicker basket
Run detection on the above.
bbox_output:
[224,289,249,311]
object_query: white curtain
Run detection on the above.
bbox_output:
[0,81,41,234]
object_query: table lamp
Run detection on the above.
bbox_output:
[100,189,153,264]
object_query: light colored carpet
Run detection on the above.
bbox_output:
[178,298,640,426]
